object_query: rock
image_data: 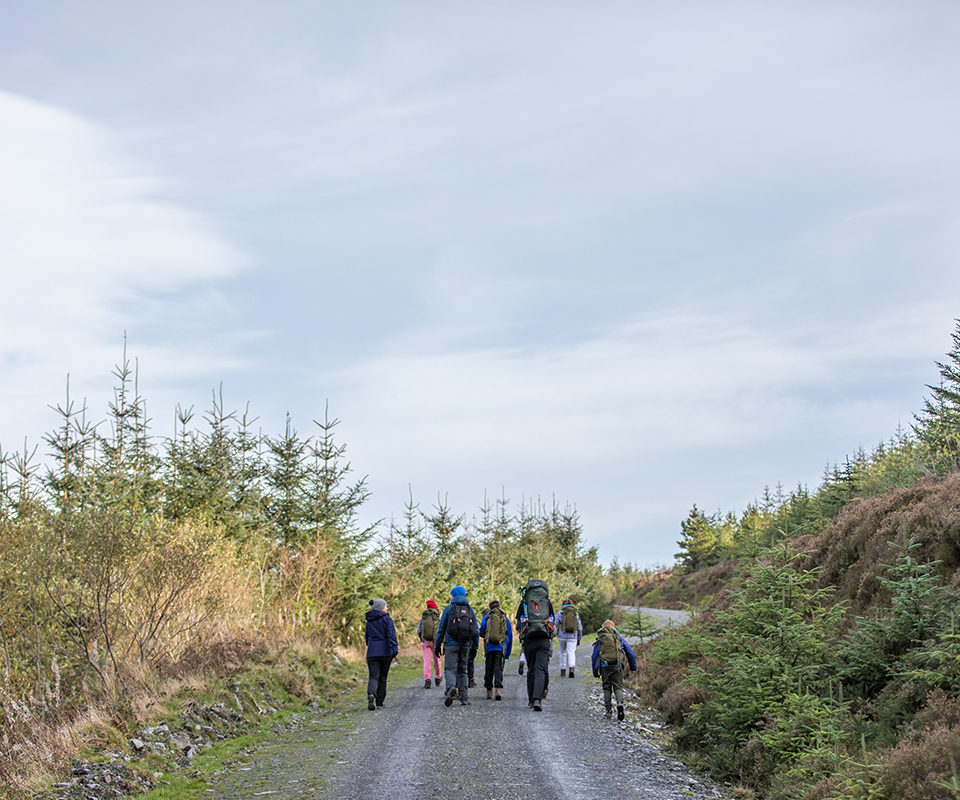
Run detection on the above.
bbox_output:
[129,738,145,751]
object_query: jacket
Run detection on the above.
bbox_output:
[434,597,480,650]
[365,609,398,659]
[591,632,637,676]
[555,604,583,641]
[479,612,513,658]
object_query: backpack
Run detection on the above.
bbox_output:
[485,607,507,645]
[420,608,439,642]
[446,604,478,644]
[520,579,554,640]
[561,604,579,634]
[597,626,623,667]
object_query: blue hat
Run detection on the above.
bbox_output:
[450,585,466,598]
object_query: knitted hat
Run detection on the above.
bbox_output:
[602,619,616,628]
[426,600,438,610]
[450,585,467,598]
[489,599,500,609]
[369,598,387,612]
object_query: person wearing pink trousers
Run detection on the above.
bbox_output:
[417,600,442,688]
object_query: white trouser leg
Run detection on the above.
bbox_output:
[559,638,576,669]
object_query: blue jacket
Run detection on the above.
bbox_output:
[591,631,637,676]
[434,597,480,650]
[479,612,513,658]
[555,604,583,642]
[365,609,398,659]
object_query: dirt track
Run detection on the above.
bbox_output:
[208,611,723,800]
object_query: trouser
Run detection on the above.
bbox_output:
[483,650,505,689]
[444,642,470,701]
[523,637,552,702]
[519,650,526,666]
[558,637,577,669]
[468,640,478,683]
[601,665,624,709]
[421,641,441,680]
[366,656,392,705]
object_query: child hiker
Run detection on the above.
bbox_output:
[591,619,637,720]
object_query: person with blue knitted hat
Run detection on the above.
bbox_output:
[434,585,479,707]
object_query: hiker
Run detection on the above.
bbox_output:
[417,600,442,689]
[555,598,583,678]
[364,598,398,710]
[515,579,555,711]
[479,600,513,700]
[591,619,638,720]
[434,585,480,707]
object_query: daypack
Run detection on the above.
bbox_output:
[446,604,478,644]
[485,607,507,645]
[561,604,579,634]
[420,608,439,642]
[597,626,623,667]
[520,579,554,640]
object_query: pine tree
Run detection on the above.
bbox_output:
[914,318,960,474]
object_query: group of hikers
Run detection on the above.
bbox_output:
[363,579,638,721]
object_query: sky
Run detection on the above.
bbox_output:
[1,2,959,566]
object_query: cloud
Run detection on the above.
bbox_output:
[0,91,250,450]
[318,299,952,564]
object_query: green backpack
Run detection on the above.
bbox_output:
[420,608,439,642]
[485,607,507,645]
[597,626,622,667]
[561,604,579,634]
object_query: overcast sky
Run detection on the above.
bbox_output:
[2,2,958,566]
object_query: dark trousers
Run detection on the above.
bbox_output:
[522,637,552,702]
[468,641,478,683]
[483,650,505,689]
[366,656,392,705]
[444,642,471,700]
[601,665,624,709]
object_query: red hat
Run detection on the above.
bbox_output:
[426,600,438,610]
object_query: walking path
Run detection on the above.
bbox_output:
[207,608,723,800]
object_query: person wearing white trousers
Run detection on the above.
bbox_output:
[555,600,582,677]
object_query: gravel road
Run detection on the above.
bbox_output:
[208,610,723,800]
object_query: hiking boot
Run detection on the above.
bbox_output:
[425,679,431,689]
[604,708,613,719]
[486,688,493,700]
[569,668,575,678]
[617,705,625,721]
[444,688,456,707]
[533,698,542,712]
[495,692,502,701]
[518,662,524,675]
[468,679,477,688]
[542,687,548,699]
[367,694,376,711]
[376,702,384,709]
[460,699,472,706]
[560,668,566,677]
[434,676,441,686]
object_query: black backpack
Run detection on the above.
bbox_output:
[446,604,478,643]
[520,579,554,640]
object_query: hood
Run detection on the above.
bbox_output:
[450,596,471,606]
[366,609,389,622]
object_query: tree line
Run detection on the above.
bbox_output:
[0,342,614,787]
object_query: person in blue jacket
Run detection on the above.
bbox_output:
[365,598,398,710]
[434,585,479,707]
[591,619,637,720]
[478,599,513,701]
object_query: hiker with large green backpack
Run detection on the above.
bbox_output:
[590,619,637,720]
[417,600,442,689]
[514,579,555,711]
[434,585,479,707]
[555,598,583,679]
[478,599,513,700]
